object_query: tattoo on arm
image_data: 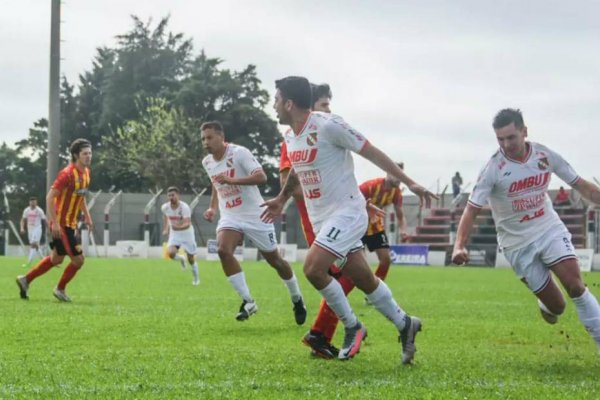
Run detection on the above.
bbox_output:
[282,171,300,198]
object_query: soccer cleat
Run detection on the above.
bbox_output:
[235,300,258,321]
[338,322,366,360]
[537,299,558,324]
[302,331,339,360]
[192,278,200,286]
[539,308,558,324]
[293,298,307,325]
[53,287,72,302]
[399,315,422,364]
[16,275,29,300]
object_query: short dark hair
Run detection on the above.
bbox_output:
[167,186,179,194]
[493,108,525,130]
[70,138,92,162]
[310,83,332,107]
[200,121,224,134]
[29,196,37,202]
[275,76,312,109]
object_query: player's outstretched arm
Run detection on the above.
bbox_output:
[572,178,600,205]
[359,143,438,207]
[451,204,482,265]
[261,169,300,223]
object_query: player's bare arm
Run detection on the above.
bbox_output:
[20,217,26,234]
[215,170,267,186]
[46,187,62,239]
[359,143,437,207]
[451,204,482,265]
[260,169,300,223]
[395,203,409,241]
[280,167,303,199]
[203,184,219,222]
[572,178,600,205]
[162,214,169,235]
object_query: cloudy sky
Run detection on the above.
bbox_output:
[2,0,599,190]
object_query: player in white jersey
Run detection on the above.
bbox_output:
[200,120,307,324]
[161,187,200,285]
[261,76,436,362]
[20,197,46,267]
[452,108,600,354]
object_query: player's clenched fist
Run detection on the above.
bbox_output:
[451,247,469,265]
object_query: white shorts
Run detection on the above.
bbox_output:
[504,226,577,293]
[313,205,368,260]
[28,226,42,244]
[217,215,277,252]
[167,228,197,255]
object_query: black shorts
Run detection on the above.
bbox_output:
[361,231,390,252]
[50,227,82,256]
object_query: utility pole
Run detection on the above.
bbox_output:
[47,0,61,190]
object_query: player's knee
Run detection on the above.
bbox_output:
[565,280,586,298]
[303,262,323,282]
[73,256,85,268]
[217,247,233,260]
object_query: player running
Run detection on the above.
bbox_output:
[161,186,200,285]
[20,197,47,267]
[262,76,436,362]
[16,139,94,302]
[201,120,307,324]
[452,108,600,353]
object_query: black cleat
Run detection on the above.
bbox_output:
[235,300,258,321]
[302,331,339,359]
[293,298,307,325]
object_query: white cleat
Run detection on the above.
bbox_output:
[53,287,72,302]
[192,278,200,286]
[16,275,29,300]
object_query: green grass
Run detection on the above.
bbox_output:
[1,256,600,399]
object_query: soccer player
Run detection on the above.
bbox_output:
[16,139,94,302]
[161,186,200,285]
[20,197,47,267]
[200,120,307,324]
[452,108,600,353]
[279,83,352,358]
[360,163,409,284]
[262,76,436,362]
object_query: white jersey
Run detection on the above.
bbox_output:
[283,112,368,227]
[22,206,46,229]
[202,143,266,218]
[161,201,193,231]
[468,142,579,250]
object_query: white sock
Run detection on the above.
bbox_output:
[173,254,185,263]
[283,273,302,302]
[319,279,358,329]
[28,248,36,263]
[227,272,253,303]
[191,262,199,282]
[572,288,600,345]
[366,280,408,331]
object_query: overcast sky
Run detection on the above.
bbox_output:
[2,0,599,190]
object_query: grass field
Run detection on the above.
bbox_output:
[1,256,600,399]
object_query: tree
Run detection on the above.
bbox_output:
[102,98,207,192]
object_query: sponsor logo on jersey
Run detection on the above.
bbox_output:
[298,169,322,185]
[210,169,235,182]
[512,193,546,211]
[508,172,550,194]
[306,132,318,146]
[288,148,318,166]
[537,157,549,170]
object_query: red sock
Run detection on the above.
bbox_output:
[25,256,54,283]
[57,262,80,290]
[311,299,339,338]
[374,263,390,280]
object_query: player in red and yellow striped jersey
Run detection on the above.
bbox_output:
[359,163,408,282]
[16,139,94,302]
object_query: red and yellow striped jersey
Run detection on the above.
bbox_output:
[52,163,91,229]
[359,177,402,235]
